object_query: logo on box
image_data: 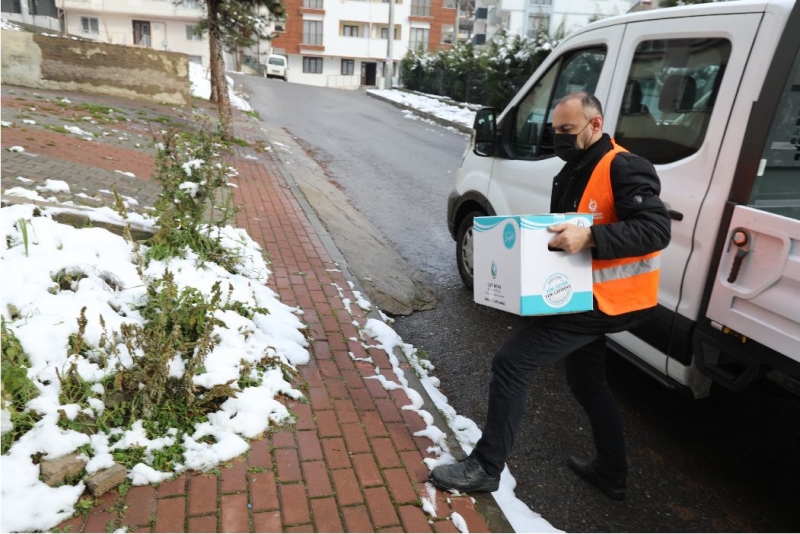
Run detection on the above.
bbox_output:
[503,223,516,249]
[543,272,573,308]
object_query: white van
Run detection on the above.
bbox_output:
[447,0,800,398]
[265,54,288,81]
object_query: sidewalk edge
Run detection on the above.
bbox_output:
[256,121,515,534]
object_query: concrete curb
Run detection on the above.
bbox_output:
[239,113,515,533]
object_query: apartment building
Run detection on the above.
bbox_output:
[57,0,211,65]
[270,0,458,88]
[2,0,286,73]
[473,0,635,45]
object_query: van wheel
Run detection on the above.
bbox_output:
[456,211,482,289]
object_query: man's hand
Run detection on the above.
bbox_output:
[547,224,595,254]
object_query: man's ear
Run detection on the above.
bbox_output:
[591,115,603,133]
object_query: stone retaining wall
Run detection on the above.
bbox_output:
[1,31,190,105]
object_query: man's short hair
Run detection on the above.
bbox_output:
[556,91,604,118]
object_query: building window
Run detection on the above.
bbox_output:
[529,0,552,5]
[303,0,323,7]
[343,25,358,37]
[185,24,202,41]
[342,59,354,75]
[303,20,323,45]
[133,20,151,46]
[441,24,454,44]
[183,0,201,8]
[409,28,429,52]
[380,27,399,40]
[526,15,549,38]
[188,55,203,64]
[410,0,430,17]
[80,16,99,34]
[303,57,323,73]
[4,0,22,14]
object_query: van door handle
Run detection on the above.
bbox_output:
[727,230,750,284]
[668,210,683,221]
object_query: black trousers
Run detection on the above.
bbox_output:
[470,319,628,480]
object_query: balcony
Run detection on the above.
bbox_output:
[323,35,408,60]
[61,0,203,17]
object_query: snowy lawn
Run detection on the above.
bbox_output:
[0,203,309,532]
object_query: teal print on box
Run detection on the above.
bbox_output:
[542,272,572,308]
[503,222,516,250]
[491,260,498,279]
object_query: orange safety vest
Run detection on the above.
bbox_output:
[577,141,660,316]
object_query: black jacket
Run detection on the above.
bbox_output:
[540,134,672,334]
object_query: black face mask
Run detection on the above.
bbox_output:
[553,121,591,162]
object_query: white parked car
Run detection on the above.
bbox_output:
[265,54,288,81]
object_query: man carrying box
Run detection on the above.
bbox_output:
[430,92,671,500]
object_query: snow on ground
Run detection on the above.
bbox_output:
[368,89,479,130]
[188,62,254,112]
[0,202,307,532]
[1,17,22,31]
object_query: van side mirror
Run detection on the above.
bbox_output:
[473,107,497,157]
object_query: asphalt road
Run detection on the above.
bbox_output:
[242,75,800,533]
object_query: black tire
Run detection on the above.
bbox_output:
[456,211,483,289]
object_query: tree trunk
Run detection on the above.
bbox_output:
[209,27,219,103]
[206,0,233,140]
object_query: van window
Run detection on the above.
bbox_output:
[268,57,286,66]
[512,47,606,158]
[748,45,800,221]
[614,38,731,165]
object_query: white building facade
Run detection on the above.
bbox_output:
[2,0,277,71]
[473,0,636,45]
[271,0,457,88]
[58,0,210,65]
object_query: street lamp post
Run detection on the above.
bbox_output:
[384,0,394,89]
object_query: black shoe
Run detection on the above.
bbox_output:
[567,455,626,501]
[429,457,500,493]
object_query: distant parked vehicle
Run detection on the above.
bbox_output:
[266,54,288,81]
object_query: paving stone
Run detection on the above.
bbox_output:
[40,453,87,487]
[86,463,127,497]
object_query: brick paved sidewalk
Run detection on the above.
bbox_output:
[2,86,509,533]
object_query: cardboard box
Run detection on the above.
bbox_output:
[473,214,594,316]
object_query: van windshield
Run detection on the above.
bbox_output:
[268,57,285,66]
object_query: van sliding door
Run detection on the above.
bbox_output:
[603,13,761,379]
